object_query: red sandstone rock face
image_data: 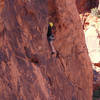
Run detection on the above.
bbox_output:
[76,0,98,13]
[76,0,89,13]
[0,0,93,100]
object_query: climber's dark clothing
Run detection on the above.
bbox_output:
[47,26,55,42]
[47,25,56,55]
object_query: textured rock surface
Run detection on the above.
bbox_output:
[0,0,93,100]
[76,0,98,13]
[76,0,89,13]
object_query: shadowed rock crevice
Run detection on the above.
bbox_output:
[76,0,99,13]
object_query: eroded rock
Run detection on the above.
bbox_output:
[76,0,98,13]
[0,0,93,100]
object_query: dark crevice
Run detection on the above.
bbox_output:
[47,76,52,86]
[30,56,39,64]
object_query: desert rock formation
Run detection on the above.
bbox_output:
[76,0,99,13]
[0,0,93,100]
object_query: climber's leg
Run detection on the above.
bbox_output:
[49,41,56,54]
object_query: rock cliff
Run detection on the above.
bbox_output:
[76,0,98,13]
[0,0,93,100]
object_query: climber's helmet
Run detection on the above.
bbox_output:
[49,22,53,28]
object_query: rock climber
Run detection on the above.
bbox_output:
[47,22,56,55]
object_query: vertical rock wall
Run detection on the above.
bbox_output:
[0,0,93,100]
[48,0,93,100]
